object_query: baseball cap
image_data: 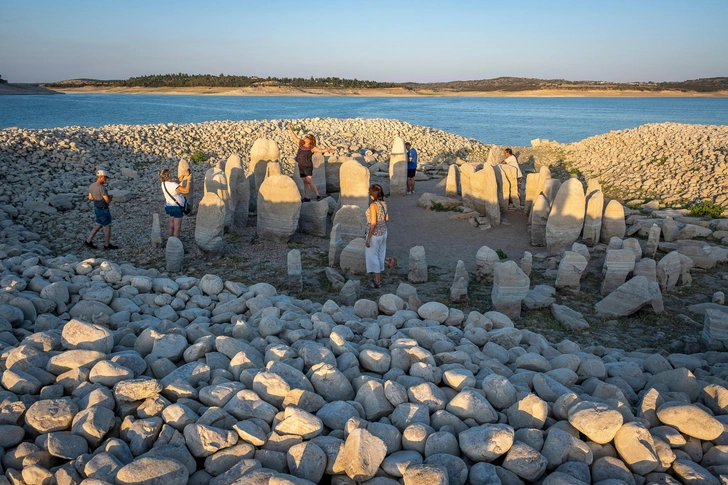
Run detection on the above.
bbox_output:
[96,170,109,177]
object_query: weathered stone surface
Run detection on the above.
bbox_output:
[551,303,590,330]
[476,245,499,282]
[249,138,280,205]
[342,428,387,481]
[332,205,367,247]
[582,189,604,246]
[613,422,659,475]
[165,236,184,272]
[600,249,636,296]
[151,213,162,248]
[408,245,428,283]
[446,164,459,198]
[656,402,724,440]
[492,261,530,319]
[497,164,520,210]
[226,153,250,230]
[460,163,475,209]
[390,137,407,196]
[257,174,302,243]
[340,159,370,213]
[596,276,652,316]
[450,260,469,302]
[195,192,225,254]
[471,165,500,224]
[524,172,540,215]
[657,250,682,292]
[115,457,187,485]
[340,238,367,275]
[502,441,548,481]
[601,200,626,243]
[329,223,344,267]
[287,249,302,292]
[299,199,329,236]
[459,424,514,461]
[531,194,550,246]
[546,178,586,255]
[555,251,588,292]
[568,401,623,444]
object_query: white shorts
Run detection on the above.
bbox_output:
[365,232,387,273]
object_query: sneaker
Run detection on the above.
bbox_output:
[316,195,322,201]
[104,243,119,250]
[84,240,96,249]
[301,197,310,203]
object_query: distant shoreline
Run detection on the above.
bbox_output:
[47,85,728,98]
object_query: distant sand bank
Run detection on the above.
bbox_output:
[49,85,728,98]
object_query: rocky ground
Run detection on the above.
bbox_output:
[1,119,728,484]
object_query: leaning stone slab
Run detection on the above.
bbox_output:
[195,192,225,255]
[595,276,652,316]
[257,174,302,243]
[551,303,589,330]
[546,178,586,255]
[492,261,530,319]
[645,224,661,258]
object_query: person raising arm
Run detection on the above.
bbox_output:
[287,122,334,202]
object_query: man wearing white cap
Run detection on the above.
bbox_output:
[85,170,118,250]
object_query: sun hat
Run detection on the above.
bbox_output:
[96,170,109,177]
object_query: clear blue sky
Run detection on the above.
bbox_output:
[2,0,726,83]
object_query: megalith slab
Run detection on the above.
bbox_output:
[390,137,407,196]
[332,205,367,248]
[531,194,550,247]
[166,237,184,273]
[471,165,500,225]
[492,261,530,319]
[546,178,586,255]
[601,200,626,243]
[582,189,604,247]
[340,159,370,213]
[195,192,225,255]
[446,164,460,198]
[257,174,302,243]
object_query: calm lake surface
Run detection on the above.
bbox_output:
[1,94,727,146]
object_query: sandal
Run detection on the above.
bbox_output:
[369,281,381,289]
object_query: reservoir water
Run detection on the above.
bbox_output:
[1,94,727,146]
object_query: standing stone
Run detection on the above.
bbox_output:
[521,251,532,277]
[497,165,520,210]
[486,145,502,166]
[492,261,530,319]
[211,166,232,231]
[340,239,367,275]
[656,251,682,292]
[645,224,661,258]
[151,213,162,248]
[601,249,636,296]
[634,258,657,282]
[531,195,550,247]
[329,223,344,267]
[288,250,302,292]
[582,189,604,247]
[178,157,194,208]
[257,174,302,243]
[340,280,359,306]
[622,238,642,263]
[265,162,281,178]
[542,179,561,204]
[325,155,342,194]
[195,192,225,255]
[555,251,588,292]
[226,154,249,230]
[662,216,680,242]
[586,179,601,197]
[476,246,500,282]
[340,159,371,213]
[390,137,407,196]
[446,165,460,198]
[703,309,728,347]
[408,246,428,284]
[460,164,476,209]
[312,153,326,196]
[524,173,540,216]
[249,139,280,207]
[332,205,367,248]
[471,166,500,225]
[165,237,184,273]
[451,260,469,302]
[536,166,551,196]
[546,178,586,256]
[299,199,329,237]
[601,200,626,243]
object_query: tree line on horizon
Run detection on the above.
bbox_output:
[42,74,728,92]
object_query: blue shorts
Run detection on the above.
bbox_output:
[165,205,184,219]
[94,207,112,226]
[407,168,417,178]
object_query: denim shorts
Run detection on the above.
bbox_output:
[165,205,184,219]
[94,207,112,226]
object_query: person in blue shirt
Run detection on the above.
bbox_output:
[405,142,418,194]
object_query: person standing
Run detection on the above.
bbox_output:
[287,122,335,202]
[365,184,389,288]
[501,148,523,207]
[85,169,118,250]
[405,142,418,194]
[160,169,190,238]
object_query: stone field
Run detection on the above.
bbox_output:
[0,119,728,484]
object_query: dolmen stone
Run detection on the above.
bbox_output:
[582,189,604,246]
[194,192,225,255]
[249,138,280,202]
[299,198,329,236]
[530,194,550,247]
[340,159,370,213]
[471,165,500,225]
[450,260,469,302]
[446,164,459,198]
[546,178,586,255]
[595,275,653,316]
[390,137,407,196]
[555,251,588,292]
[340,238,367,275]
[226,153,249,230]
[408,246,428,283]
[257,174,302,243]
[601,200,626,243]
[332,205,367,247]
[601,249,636,296]
[476,245,499,282]
[165,237,184,273]
[492,261,530,319]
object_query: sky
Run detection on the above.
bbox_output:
[1,0,727,84]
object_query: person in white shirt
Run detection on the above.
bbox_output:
[501,148,523,207]
[159,169,190,237]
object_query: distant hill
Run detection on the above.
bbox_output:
[0,83,60,96]
[42,74,728,93]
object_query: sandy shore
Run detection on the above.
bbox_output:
[48,85,728,97]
